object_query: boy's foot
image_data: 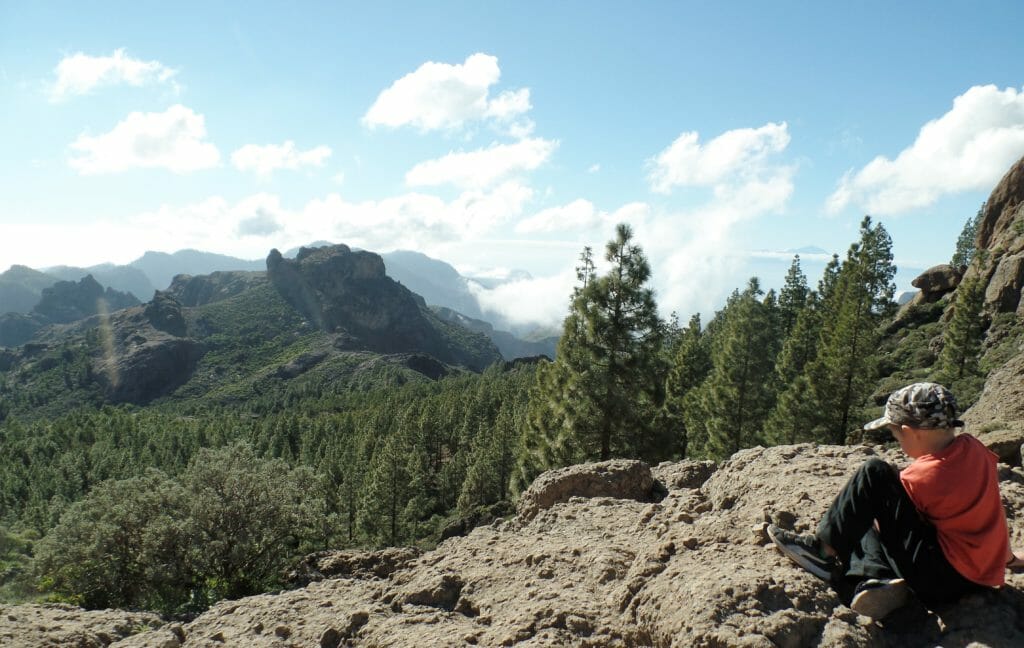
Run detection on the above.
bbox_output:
[766,524,839,582]
[850,578,909,619]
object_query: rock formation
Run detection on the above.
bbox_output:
[167,271,267,307]
[964,154,1024,315]
[0,275,140,347]
[5,439,1016,647]
[91,300,203,404]
[910,264,962,301]
[267,245,501,370]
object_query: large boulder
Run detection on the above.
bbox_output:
[985,251,1024,313]
[516,459,656,522]
[911,264,962,298]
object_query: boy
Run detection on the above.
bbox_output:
[768,382,1023,619]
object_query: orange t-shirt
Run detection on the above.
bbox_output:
[900,433,1008,587]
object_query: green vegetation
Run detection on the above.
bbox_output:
[1,214,1018,615]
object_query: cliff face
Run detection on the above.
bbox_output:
[267,245,501,370]
[12,441,1016,648]
[966,154,1024,315]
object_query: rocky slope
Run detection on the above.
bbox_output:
[0,275,140,347]
[965,154,1024,315]
[7,438,1019,647]
[267,245,500,371]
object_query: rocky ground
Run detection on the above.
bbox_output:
[7,435,1024,648]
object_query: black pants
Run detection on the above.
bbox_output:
[816,458,981,608]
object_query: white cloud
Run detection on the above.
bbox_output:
[587,164,601,174]
[50,48,177,102]
[363,53,530,131]
[231,141,332,178]
[68,104,220,174]
[515,200,649,234]
[647,122,790,194]
[110,182,534,265]
[468,269,577,328]
[827,85,1024,214]
[405,137,557,189]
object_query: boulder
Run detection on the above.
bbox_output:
[963,352,1024,435]
[911,264,962,296]
[965,155,1024,314]
[984,251,1024,313]
[516,459,655,522]
[975,428,1024,467]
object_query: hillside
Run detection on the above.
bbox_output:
[0,245,501,418]
[3,157,1024,647]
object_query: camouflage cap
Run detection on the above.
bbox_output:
[863,382,965,431]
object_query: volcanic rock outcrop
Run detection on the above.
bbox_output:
[0,275,140,347]
[267,245,501,370]
[167,271,267,307]
[19,440,1007,647]
[965,154,1024,315]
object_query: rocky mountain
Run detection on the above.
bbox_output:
[45,264,154,303]
[0,245,502,412]
[0,265,57,314]
[382,250,486,321]
[8,436,1023,648]
[0,275,140,347]
[130,249,264,291]
[267,245,500,370]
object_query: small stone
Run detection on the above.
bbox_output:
[274,625,291,638]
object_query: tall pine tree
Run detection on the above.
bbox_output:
[803,217,896,443]
[519,224,665,467]
[700,278,779,459]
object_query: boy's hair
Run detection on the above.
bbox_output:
[864,383,965,431]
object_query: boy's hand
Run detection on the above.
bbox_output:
[1007,551,1024,571]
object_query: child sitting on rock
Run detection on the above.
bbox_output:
[768,382,1024,619]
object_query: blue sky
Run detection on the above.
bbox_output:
[3,1,1024,326]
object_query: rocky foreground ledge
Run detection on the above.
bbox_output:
[5,442,1024,648]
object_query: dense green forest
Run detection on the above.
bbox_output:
[3,211,1019,616]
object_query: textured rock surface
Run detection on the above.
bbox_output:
[91,304,204,404]
[166,271,266,307]
[516,459,657,522]
[0,603,162,647]
[911,263,962,298]
[965,154,1024,313]
[266,245,501,370]
[0,445,993,647]
[963,352,1024,433]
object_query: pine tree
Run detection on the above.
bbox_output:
[803,217,896,444]
[951,203,984,269]
[658,313,711,458]
[701,278,779,459]
[763,293,823,444]
[778,255,809,337]
[519,224,665,467]
[936,277,986,383]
